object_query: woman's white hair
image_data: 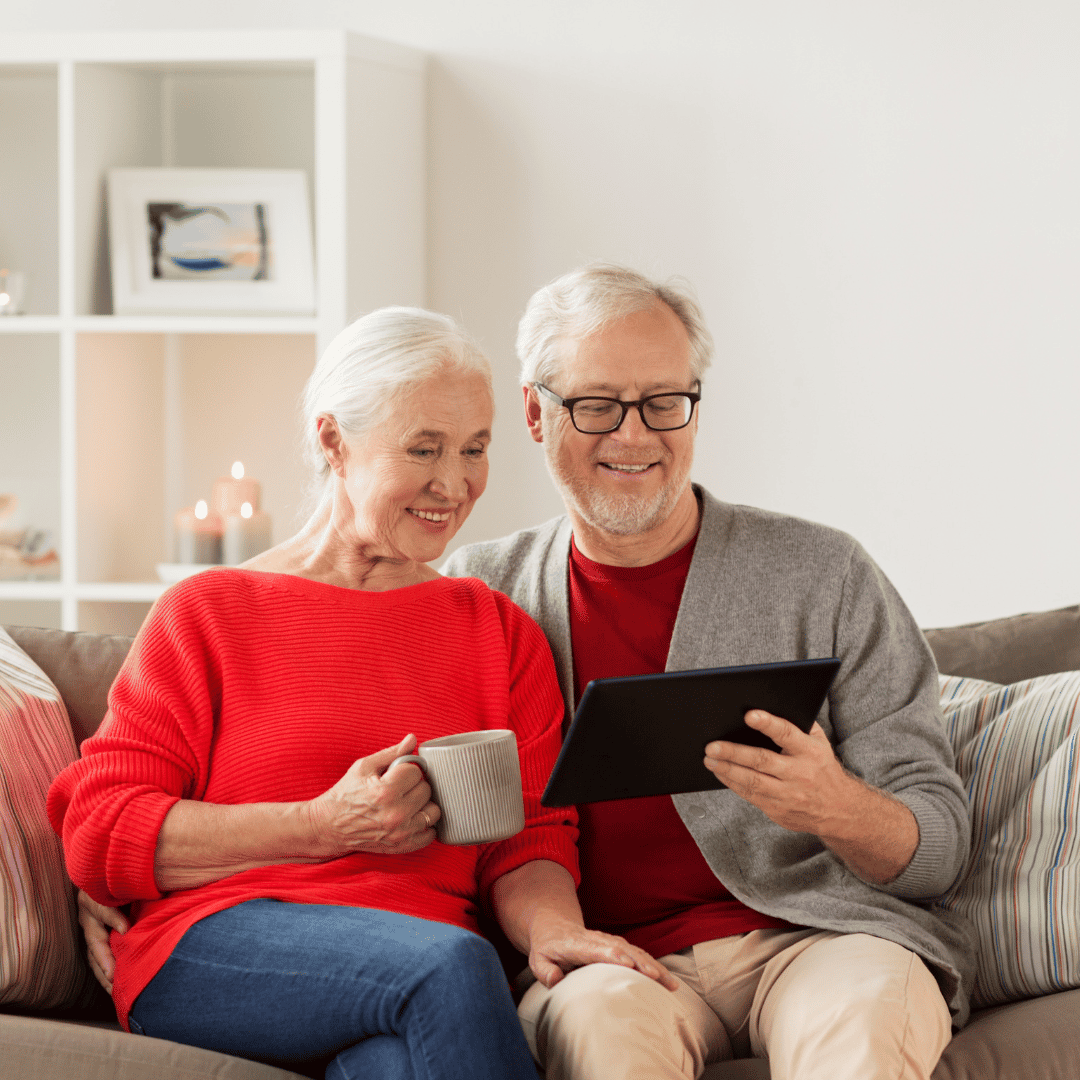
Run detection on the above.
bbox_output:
[301,306,493,488]
[516,263,714,388]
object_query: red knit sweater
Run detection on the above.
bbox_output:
[47,569,579,1029]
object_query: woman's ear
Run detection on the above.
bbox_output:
[317,416,348,476]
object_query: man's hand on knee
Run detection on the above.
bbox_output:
[527,912,680,992]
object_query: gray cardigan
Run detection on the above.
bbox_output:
[442,487,976,1024]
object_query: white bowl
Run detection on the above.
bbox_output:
[156,563,220,583]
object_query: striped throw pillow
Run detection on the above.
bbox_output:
[938,670,1080,1008]
[0,626,92,1008]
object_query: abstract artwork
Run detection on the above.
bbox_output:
[148,203,271,281]
[108,168,314,315]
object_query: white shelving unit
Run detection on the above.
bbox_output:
[0,31,425,634]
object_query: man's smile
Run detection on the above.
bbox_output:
[598,461,659,474]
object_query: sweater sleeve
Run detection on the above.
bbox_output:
[476,591,579,899]
[46,581,221,906]
[830,542,970,899]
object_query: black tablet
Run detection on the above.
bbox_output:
[541,657,841,807]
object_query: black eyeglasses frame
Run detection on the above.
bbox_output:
[533,382,701,434]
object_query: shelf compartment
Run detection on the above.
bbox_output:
[76,331,315,584]
[0,598,63,631]
[0,334,61,583]
[0,66,59,316]
[72,60,316,317]
[77,599,152,636]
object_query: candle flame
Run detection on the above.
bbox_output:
[241,502,253,519]
[195,500,208,519]
[231,461,245,480]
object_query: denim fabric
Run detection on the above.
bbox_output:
[128,899,537,1080]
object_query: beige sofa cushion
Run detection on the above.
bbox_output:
[0,1014,310,1080]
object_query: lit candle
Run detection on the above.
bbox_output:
[211,461,262,519]
[223,500,272,565]
[174,499,223,564]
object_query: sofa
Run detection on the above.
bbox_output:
[2,605,1080,1080]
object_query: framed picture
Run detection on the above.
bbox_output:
[107,168,316,316]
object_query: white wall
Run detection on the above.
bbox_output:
[10,0,1080,627]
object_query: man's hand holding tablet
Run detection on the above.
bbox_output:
[541,658,842,807]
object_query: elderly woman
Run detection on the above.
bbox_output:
[48,308,675,1080]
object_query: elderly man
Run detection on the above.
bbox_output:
[441,264,973,1080]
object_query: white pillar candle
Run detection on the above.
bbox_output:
[174,500,223,564]
[223,501,272,565]
[211,461,262,519]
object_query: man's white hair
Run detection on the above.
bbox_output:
[300,306,493,489]
[516,263,714,388]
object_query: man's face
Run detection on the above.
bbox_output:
[528,301,699,537]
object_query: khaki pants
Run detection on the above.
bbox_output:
[518,929,952,1080]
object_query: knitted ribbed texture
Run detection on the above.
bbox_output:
[47,569,578,1029]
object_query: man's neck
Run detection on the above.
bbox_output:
[569,485,701,567]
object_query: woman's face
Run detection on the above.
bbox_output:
[336,369,494,566]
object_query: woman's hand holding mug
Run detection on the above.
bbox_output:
[309,734,441,856]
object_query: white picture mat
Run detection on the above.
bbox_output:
[107,167,316,316]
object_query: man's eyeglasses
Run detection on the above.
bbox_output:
[533,383,701,434]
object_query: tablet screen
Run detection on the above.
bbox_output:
[541,657,841,807]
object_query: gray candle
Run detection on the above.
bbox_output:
[174,501,223,564]
[223,502,272,565]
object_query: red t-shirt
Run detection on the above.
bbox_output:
[569,533,792,959]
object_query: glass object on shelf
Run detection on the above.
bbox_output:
[0,269,26,316]
[0,494,59,580]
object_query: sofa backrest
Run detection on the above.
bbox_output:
[3,627,133,746]
[922,603,1080,686]
[4,603,1080,744]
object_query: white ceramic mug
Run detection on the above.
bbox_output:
[391,730,525,846]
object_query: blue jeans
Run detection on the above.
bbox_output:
[128,899,538,1080]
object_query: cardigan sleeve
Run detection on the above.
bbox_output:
[476,590,580,898]
[829,542,970,899]
[47,581,221,907]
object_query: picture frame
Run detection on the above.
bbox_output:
[107,168,316,316]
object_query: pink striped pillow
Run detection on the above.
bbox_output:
[937,670,1080,1007]
[0,626,94,1008]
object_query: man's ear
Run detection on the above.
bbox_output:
[317,415,348,476]
[523,385,545,444]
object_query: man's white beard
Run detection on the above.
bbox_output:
[544,442,694,538]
